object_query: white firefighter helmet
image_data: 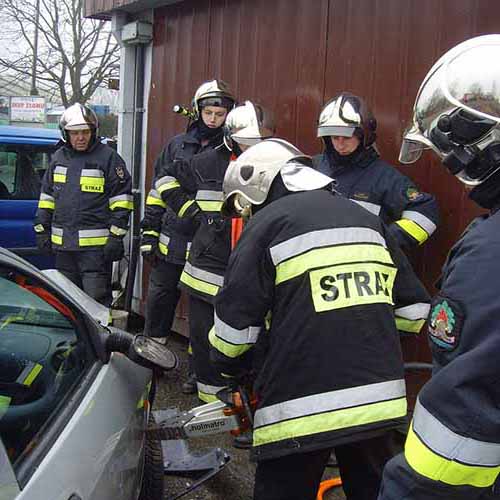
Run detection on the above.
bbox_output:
[399,34,500,186]
[59,103,99,143]
[317,92,377,147]
[222,138,333,217]
[223,101,275,151]
[192,79,235,119]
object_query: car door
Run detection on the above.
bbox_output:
[0,143,56,269]
[0,257,151,500]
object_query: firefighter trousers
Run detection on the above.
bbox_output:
[253,431,401,500]
[188,295,227,402]
[144,260,183,338]
[56,249,112,307]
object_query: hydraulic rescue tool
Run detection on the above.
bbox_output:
[147,384,256,441]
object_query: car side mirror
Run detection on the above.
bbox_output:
[104,329,178,372]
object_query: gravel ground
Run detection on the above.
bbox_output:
[153,333,346,500]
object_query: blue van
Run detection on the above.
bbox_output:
[0,126,60,268]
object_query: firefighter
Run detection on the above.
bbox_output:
[34,103,133,307]
[209,138,431,500]
[155,100,275,401]
[140,79,235,385]
[313,92,439,249]
[378,34,500,500]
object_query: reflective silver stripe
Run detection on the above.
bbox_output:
[183,262,224,287]
[351,199,381,216]
[269,227,386,266]
[79,229,109,238]
[155,176,178,189]
[51,226,63,236]
[197,382,226,395]
[413,399,500,466]
[395,303,430,320]
[148,189,162,200]
[214,312,261,345]
[109,194,133,204]
[40,193,54,202]
[255,379,406,428]
[159,234,170,246]
[186,242,192,251]
[110,225,127,236]
[401,211,437,235]
[80,169,103,177]
[54,166,67,175]
[195,190,224,201]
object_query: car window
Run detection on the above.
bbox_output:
[0,268,94,468]
[0,145,53,200]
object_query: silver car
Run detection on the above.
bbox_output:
[0,248,174,500]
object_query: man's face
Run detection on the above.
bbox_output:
[201,106,228,129]
[331,135,361,156]
[68,128,92,151]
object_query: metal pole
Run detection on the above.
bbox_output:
[30,0,40,96]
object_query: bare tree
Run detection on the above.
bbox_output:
[0,0,119,106]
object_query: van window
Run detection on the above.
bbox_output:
[0,146,53,200]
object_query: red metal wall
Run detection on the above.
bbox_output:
[146,0,498,356]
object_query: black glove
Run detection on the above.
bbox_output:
[103,236,125,262]
[35,233,52,255]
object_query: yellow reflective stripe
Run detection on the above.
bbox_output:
[0,395,11,418]
[188,343,193,355]
[254,397,407,447]
[0,315,24,330]
[209,326,252,358]
[198,201,223,212]
[79,236,108,246]
[143,230,160,237]
[146,195,166,208]
[396,317,426,334]
[53,174,66,183]
[20,363,42,386]
[110,226,127,236]
[51,234,63,245]
[275,243,394,285]
[396,219,429,245]
[157,180,180,194]
[34,224,45,233]
[38,200,55,210]
[178,200,195,218]
[158,241,169,255]
[109,200,133,211]
[405,424,500,488]
[180,270,219,296]
[198,391,218,403]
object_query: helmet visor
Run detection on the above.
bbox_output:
[399,124,435,164]
[317,125,356,138]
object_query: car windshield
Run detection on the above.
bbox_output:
[0,275,73,330]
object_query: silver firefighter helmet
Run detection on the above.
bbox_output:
[192,79,235,119]
[222,138,333,217]
[59,103,99,143]
[317,92,377,147]
[399,34,500,186]
[223,101,276,151]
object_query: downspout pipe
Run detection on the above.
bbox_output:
[124,43,145,317]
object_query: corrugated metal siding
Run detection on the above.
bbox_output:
[145,0,497,353]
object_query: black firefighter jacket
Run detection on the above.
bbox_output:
[209,188,431,462]
[313,148,440,248]
[380,209,500,498]
[35,141,133,250]
[141,127,223,265]
[155,145,232,302]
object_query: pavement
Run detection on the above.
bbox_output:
[153,333,346,500]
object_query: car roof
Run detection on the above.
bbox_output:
[0,125,60,146]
